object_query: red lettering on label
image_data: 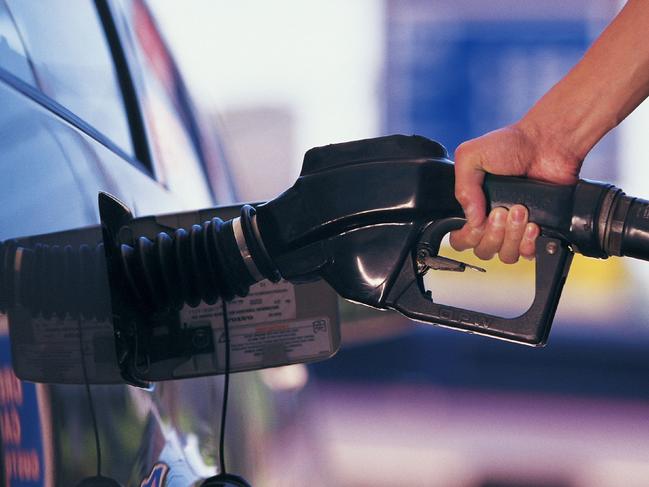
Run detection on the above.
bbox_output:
[1,407,21,445]
[4,449,40,482]
[0,368,23,406]
[256,324,289,334]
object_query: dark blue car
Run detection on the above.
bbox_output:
[0,1,272,485]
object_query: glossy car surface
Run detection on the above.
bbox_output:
[0,1,272,485]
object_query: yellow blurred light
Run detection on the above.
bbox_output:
[260,364,309,392]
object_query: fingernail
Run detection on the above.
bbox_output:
[524,223,538,238]
[491,209,506,226]
[511,206,526,223]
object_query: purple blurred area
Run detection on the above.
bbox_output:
[152,1,649,485]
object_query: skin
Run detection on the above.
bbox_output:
[451,0,649,263]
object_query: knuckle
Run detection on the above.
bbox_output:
[454,186,472,204]
[454,141,473,161]
[454,142,467,158]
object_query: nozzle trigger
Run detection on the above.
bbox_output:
[416,249,486,274]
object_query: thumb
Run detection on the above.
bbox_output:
[454,150,487,228]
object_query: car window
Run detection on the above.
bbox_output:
[5,0,134,156]
[0,0,36,86]
[114,0,213,205]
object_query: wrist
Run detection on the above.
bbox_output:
[517,105,593,164]
[517,65,620,163]
[513,115,584,185]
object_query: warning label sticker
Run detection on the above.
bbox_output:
[180,280,297,327]
[215,317,332,370]
[9,312,121,384]
[179,281,335,372]
[8,279,338,382]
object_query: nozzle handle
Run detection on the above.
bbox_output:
[387,218,573,345]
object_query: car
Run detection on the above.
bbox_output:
[0,1,291,485]
[8,2,649,486]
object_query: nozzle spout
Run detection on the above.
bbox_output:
[620,196,649,261]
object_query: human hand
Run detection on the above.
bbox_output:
[450,121,582,263]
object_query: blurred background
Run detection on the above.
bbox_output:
[150,1,649,486]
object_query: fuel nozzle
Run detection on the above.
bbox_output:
[102,135,649,347]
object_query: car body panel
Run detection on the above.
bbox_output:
[0,0,254,484]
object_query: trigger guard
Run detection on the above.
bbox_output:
[418,217,466,254]
[387,234,573,346]
[388,217,574,346]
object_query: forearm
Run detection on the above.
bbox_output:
[520,0,649,161]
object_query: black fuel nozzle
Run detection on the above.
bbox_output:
[249,135,574,345]
[97,135,649,346]
[244,135,649,345]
